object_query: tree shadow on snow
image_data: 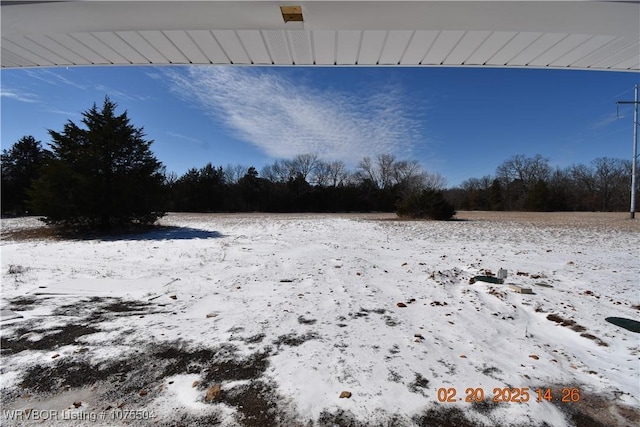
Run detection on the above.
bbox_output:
[2,224,225,242]
[101,226,225,241]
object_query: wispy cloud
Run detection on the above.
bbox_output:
[591,112,622,129]
[94,84,151,103]
[24,69,87,90]
[0,88,40,103]
[46,108,81,118]
[166,68,424,164]
[167,131,205,146]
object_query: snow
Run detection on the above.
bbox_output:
[1,212,638,426]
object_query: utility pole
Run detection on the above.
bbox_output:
[617,84,639,219]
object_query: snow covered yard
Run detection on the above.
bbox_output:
[1,212,638,426]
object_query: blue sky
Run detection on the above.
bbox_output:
[1,65,638,187]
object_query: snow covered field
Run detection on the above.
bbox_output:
[1,212,638,426]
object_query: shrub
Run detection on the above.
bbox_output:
[396,189,456,220]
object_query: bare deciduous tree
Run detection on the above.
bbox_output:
[422,171,447,191]
[224,164,246,184]
[377,154,396,190]
[291,154,319,182]
[357,156,378,187]
[592,157,629,211]
[326,161,348,187]
[496,154,551,187]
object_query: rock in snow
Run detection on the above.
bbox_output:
[205,384,222,402]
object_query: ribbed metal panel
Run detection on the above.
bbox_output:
[22,35,89,65]
[164,30,209,64]
[116,31,168,64]
[50,33,116,65]
[378,31,413,65]
[4,35,68,65]
[529,34,592,67]
[444,31,491,65]
[1,48,33,67]
[288,30,313,65]
[487,32,541,66]
[211,30,250,64]
[550,35,615,67]
[70,32,128,64]
[336,30,361,65]
[571,37,635,69]
[423,31,465,65]
[188,30,229,64]
[358,30,387,65]
[465,31,516,65]
[1,1,637,70]
[508,33,567,66]
[92,32,150,64]
[237,30,272,64]
[612,56,640,71]
[263,30,292,65]
[311,30,335,65]
[400,30,438,65]
[138,31,189,64]
[591,44,640,69]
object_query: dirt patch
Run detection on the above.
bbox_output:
[317,409,408,427]
[153,342,271,385]
[47,297,167,322]
[5,340,281,425]
[384,315,401,326]
[19,358,135,394]
[549,386,640,427]
[317,409,368,427]
[407,373,430,396]
[101,300,152,313]
[1,226,64,241]
[223,379,287,427]
[1,324,99,355]
[471,399,502,415]
[297,315,317,325]
[413,406,480,427]
[481,365,503,381]
[154,413,224,427]
[273,332,320,347]
[360,307,387,315]
[241,333,267,344]
[200,350,271,384]
[6,295,41,310]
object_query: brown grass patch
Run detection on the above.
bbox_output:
[452,211,639,232]
[547,314,608,346]
[1,226,63,241]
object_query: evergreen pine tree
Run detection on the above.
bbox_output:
[1,136,51,215]
[30,97,166,230]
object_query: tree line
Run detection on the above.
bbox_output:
[165,153,447,214]
[1,99,635,230]
[446,154,635,212]
[0,98,454,229]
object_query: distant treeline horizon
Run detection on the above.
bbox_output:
[166,153,636,214]
[2,135,636,217]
